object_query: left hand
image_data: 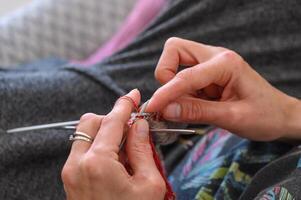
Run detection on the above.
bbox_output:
[61,89,166,200]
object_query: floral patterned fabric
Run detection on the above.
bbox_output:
[168,128,293,200]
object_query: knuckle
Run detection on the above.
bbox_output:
[219,50,238,60]
[176,68,194,88]
[148,177,166,195]
[80,155,96,173]
[80,113,99,123]
[164,37,182,48]
[131,142,153,156]
[61,164,77,187]
[177,68,191,80]
[182,102,204,121]
[219,50,245,70]
[93,145,119,159]
[227,105,244,126]
[79,154,104,179]
[101,114,116,126]
[102,113,124,129]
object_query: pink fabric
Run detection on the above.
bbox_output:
[74,0,166,66]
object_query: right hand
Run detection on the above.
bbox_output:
[147,37,300,141]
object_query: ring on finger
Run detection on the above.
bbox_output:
[69,131,94,143]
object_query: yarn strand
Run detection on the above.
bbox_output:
[149,131,176,200]
[121,95,175,199]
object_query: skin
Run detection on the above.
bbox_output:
[62,89,166,200]
[62,37,301,199]
[147,37,301,141]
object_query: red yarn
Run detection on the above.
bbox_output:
[149,132,176,200]
[121,95,175,199]
[118,95,139,112]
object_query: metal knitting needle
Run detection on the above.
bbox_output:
[5,113,151,133]
[63,126,204,135]
[6,120,80,133]
[6,121,205,135]
[5,101,152,134]
[6,99,205,136]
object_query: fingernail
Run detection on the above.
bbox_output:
[128,88,139,95]
[135,119,149,139]
[164,102,181,119]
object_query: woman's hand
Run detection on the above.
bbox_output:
[62,89,166,200]
[147,37,301,141]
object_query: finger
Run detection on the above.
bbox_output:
[148,51,242,112]
[126,119,163,180]
[162,96,234,126]
[91,89,141,152]
[155,37,221,84]
[69,113,103,156]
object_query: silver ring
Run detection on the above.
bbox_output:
[69,135,93,143]
[69,131,94,143]
[74,131,94,141]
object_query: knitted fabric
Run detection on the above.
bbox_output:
[0,0,136,66]
[128,106,176,200]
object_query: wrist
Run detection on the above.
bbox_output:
[284,97,301,140]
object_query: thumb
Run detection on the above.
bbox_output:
[126,119,162,179]
[162,97,233,126]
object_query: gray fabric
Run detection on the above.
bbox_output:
[0,0,136,66]
[240,147,301,200]
[0,0,300,199]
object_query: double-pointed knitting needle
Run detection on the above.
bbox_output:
[63,126,205,135]
[6,100,205,136]
[6,110,151,134]
[6,121,205,135]
[6,120,80,133]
